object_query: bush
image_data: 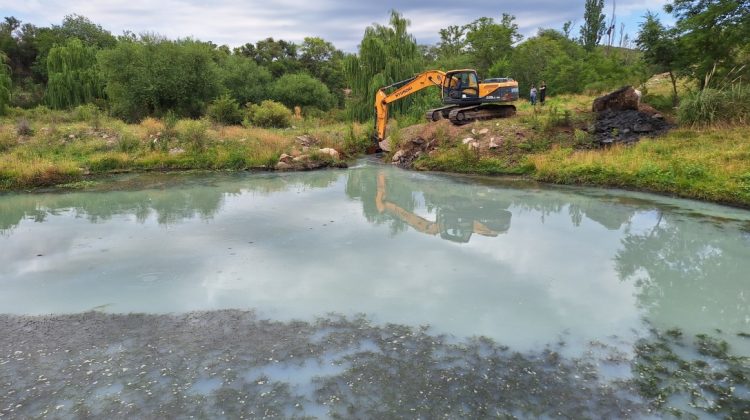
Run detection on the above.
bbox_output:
[270,73,335,110]
[177,119,210,152]
[244,100,292,128]
[118,133,141,153]
[206,94,243,125]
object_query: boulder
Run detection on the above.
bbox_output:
[592,86,640,113]
[278,153,294,164]
[319,148,340,159]
[275,161,292,170]
[379,138,392,152]
[391,150,405,163]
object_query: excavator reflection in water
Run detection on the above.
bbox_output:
[371,171,512,243]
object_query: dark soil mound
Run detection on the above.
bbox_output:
[594,109,673,145]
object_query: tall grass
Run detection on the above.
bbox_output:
[678,84,750,126]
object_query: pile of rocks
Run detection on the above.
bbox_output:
[591,86,673,145]
[275,147,344,171]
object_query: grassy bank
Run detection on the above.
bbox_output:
[531,127,750,206]
[407,92,750,208]
[0,106,370,190]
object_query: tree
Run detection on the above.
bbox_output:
[636,12,681,106]
[299,37,346,105]
[45,38,101,109]
[0,52,11,114]
[270,73,335,110]
[344,10,425,122]
[98,38,220,121]
[580,0,606,51]
[217,54,273,105]
[463,14,522,76]
[236,37,300,77]
[664,0,750,87]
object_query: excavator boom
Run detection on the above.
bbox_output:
[375,70,446,143]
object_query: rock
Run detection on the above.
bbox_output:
[652,114,664,120]
[633,123,654,133]
[592,86,640,112]
[168,147,185,156]
[478,128,489,135]
[410,137,425,145]
[293,155,309,162]
[319,148,340,159]
[391,150,405,163]
[275,162,292,170]
[471,128,478,135]
[489,137,501,149]
[468,141,480,151]
[278,153,294,164]
[295,135,317,147]
[462,137,475,145]
[68,134,76,139]
[379,138,392,152]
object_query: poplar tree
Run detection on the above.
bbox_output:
[580,0,606,51]
[0,53,11,114]
[45,38,101,109]
[344,10,424,122]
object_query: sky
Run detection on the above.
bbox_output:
[0,0,674,51]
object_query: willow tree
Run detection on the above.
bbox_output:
[345,10,427,122]
[0,53,10,114]
[45,38,101,109]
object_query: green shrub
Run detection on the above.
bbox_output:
[206,94,243,125]
[118,133,141,153]
[177,119,210,152]
[270,73,335,110]
[244,100,292,128]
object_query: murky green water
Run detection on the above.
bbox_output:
[1,161,749,418]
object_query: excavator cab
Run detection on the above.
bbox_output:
[444,70,480,103]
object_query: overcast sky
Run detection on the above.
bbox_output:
[1,0,673,51]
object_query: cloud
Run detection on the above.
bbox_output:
[0,0,672,51]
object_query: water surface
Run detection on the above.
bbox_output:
[1,162,749,418]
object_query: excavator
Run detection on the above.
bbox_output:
[374,69,519,144]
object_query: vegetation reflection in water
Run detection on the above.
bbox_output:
[0,163,749,418]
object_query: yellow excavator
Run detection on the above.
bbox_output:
[374,69,519,144]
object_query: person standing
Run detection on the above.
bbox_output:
[530,85,538,106]
[539,81,547,105]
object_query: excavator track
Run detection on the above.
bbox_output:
[448,104,516,125]
[425,105,458,122]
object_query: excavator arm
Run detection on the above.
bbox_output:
[374,70,446,144]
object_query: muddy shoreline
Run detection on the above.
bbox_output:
[2,310,748,418]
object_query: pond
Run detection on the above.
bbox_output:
[1,161,749,418]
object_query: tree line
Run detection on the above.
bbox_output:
[0,1,747,124]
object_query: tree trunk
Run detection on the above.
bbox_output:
[668,71,679,108]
